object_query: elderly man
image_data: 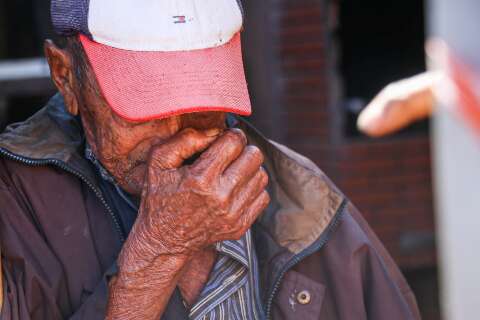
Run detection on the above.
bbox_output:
[0,1,420,319]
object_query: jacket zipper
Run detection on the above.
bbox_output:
[264,199,347,320]
[0,147,125,242]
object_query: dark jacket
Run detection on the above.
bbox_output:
[0,94,420,319]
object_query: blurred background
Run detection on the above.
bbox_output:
[0,0,443,319]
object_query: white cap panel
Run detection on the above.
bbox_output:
[88,0,243,52]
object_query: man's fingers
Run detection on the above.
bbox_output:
[239,191,270,235]
[221,145,264,193]
[191,129,247,178]
[150,128,221,170]
[228,167,269,216]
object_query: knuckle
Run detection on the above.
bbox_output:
[209,192,230,211]
[215,192,230,208]
[187,161,207,176]
[224,173,242,186]
[246,145,264,163]
[227,128,247,146]
[181,128,203,148]
[150,150,179,169]
[185,173,209,190]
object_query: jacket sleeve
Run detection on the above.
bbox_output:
[0,180,113,319]
[64,265,117,320]
[1,261,114,320]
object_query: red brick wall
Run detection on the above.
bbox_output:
[334,138,436,268]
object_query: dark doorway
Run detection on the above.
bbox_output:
[338,0,427,137]
[0,0,55,131]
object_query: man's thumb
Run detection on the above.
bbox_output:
[149,128,221,170]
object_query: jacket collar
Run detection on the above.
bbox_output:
[0,93,345,264]
[0,94,98,185]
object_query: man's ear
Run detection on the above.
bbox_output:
[44,39,79,116]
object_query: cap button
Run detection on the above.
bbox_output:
[296,290,311,305]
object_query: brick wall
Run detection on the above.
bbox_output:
[335,138,436,268]
[243,0,436,270]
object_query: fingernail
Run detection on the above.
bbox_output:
[205,128,221,137]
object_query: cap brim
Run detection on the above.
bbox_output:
[79,33,251,121]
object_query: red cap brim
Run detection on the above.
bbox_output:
[79,33,251,121]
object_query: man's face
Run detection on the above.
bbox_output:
[44,38,228,195]
[76,69,227,195]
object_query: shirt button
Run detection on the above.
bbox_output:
[297,290,311,305]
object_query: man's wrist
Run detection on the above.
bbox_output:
[106,248,189,320]
[117,230,191,278]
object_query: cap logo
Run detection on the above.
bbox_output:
[173,15,187,24]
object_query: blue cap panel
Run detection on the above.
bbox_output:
[51,0,91,37]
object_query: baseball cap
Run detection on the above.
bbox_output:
[50,0,251,121]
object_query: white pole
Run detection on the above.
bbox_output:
[429,1,480,319]
[433,108,480,320]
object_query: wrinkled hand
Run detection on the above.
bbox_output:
[108,128,269,319]
[130,128,270,261]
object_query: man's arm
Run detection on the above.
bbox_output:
[106,128,269,319]
[0,174,68,319]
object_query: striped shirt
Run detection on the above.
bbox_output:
[85,145,264,320]
[189,230,264,320]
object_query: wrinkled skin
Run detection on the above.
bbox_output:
[136,129,269,255]
[80,99,230,195]
[44,38,270,319]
